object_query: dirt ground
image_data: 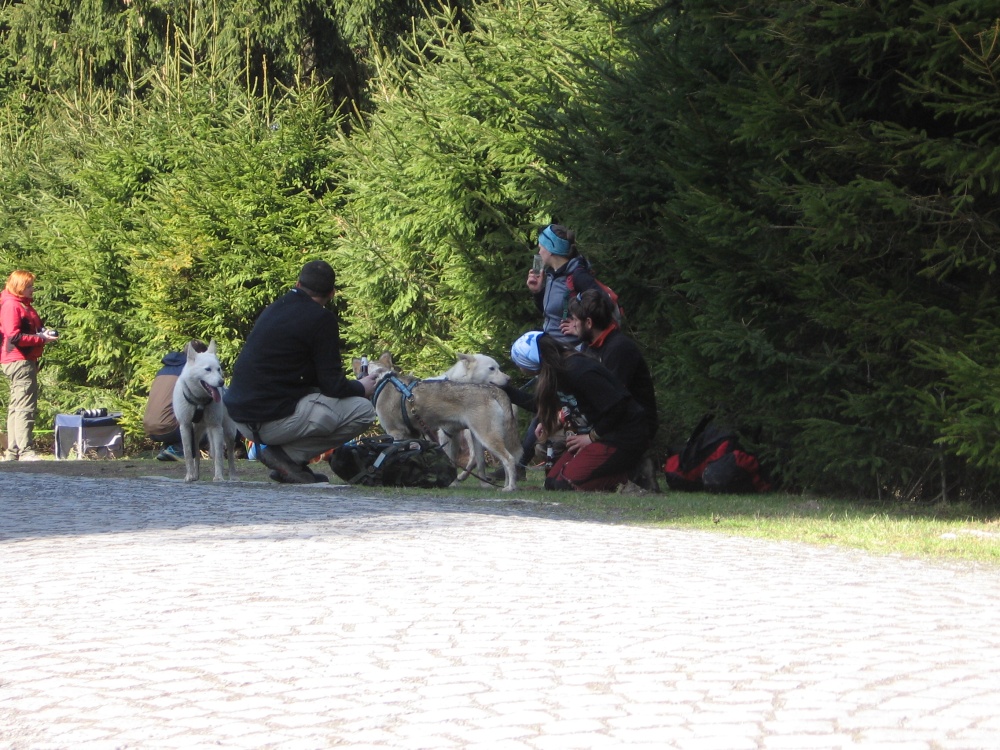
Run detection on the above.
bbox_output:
[0,454,277,483]
[0,450,555,496]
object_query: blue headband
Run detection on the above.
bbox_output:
[538,226,571,256]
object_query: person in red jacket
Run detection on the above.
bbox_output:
[0,270,59,461]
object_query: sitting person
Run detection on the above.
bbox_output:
[142,341,208,461]
[223,260,377,484]
[500,224,601,480]
[509,330,651,491]
[567,289,659,442]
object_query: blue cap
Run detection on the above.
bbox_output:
[511,331,544,371]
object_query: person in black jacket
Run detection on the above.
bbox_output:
[224,260,377,484]
[567,289,658,442]
[509,330,649,491]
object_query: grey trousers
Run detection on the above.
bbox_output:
[2,359,39,458]
[235,392,376,466]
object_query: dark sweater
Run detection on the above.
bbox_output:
[503,355,648,451]
[584,328,659,440]
[224,289,364,423]
[556,354,648,449]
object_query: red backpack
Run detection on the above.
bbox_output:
[663,415,772,493]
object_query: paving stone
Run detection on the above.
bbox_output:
[2,473,999,748]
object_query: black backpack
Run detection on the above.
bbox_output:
[662,415,771,493]
[329,435,457,488]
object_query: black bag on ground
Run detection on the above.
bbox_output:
[329,435,457,488]
[662,414,771,493]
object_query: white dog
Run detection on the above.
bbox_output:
[432,353,510,389]
[172,339,237,482]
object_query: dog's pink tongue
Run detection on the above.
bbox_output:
[203,382,222,403]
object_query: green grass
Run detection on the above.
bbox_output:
[12,455,1000,564]
[446,470,1000,564]
[320,460,1000,564]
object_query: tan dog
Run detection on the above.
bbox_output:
[354,353,521,491]
[428,353,512,481]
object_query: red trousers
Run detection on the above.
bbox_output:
[545,440,634,492]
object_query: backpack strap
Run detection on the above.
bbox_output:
[679,413,716,471]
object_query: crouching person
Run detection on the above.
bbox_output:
[510,331,651,492]
[224,260,378,484]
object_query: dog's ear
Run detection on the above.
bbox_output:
[207,339,217,354]
[379,352,395,370]
[457,353,474,365]
[186,341,199,364]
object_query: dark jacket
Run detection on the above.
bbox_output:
[555,353,648,450]
[583,327,659,441]
[224,289,364,423]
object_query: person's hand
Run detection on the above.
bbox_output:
[559,318,577,337]
[533,422,548,443]
[39,329,58,342]
[358,373,378,398]
[526,271,543,293]
[565,431,593,455]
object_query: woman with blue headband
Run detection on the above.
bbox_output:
[526,224,599,347]
[493,224,604,483]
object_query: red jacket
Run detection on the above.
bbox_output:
[0,290,46,363]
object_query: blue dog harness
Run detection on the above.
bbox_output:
[372,374,424,437]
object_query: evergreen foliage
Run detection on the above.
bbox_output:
[0,18,345,435]
[0,0,452,105]
[528,0,1000,499]
[330,0,629,373]
[3,0,1000,503]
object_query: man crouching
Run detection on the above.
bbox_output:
[224,259,378,483]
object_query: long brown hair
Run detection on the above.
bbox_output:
[535,334,578,434]
[5,270,35,297]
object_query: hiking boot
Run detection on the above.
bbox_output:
[268,468,328,484]
[18,450,41,462]
[156,444,183,462]
[260,445,324,484]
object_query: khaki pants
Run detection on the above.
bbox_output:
[2,359,39,459]
[236,392,376,466]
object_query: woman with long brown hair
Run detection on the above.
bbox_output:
[1,270,59,460]
[509,330,651,491]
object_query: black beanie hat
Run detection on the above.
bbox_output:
[298,260,336,296]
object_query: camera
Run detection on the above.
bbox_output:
[41,328,58,338]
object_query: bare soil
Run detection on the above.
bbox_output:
[0,454,276,482]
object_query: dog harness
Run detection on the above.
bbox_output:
[181,388,208,424]
[372,374,425,437]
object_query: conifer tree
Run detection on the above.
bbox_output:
[330,0,627,372]
[532,0,1000,499]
